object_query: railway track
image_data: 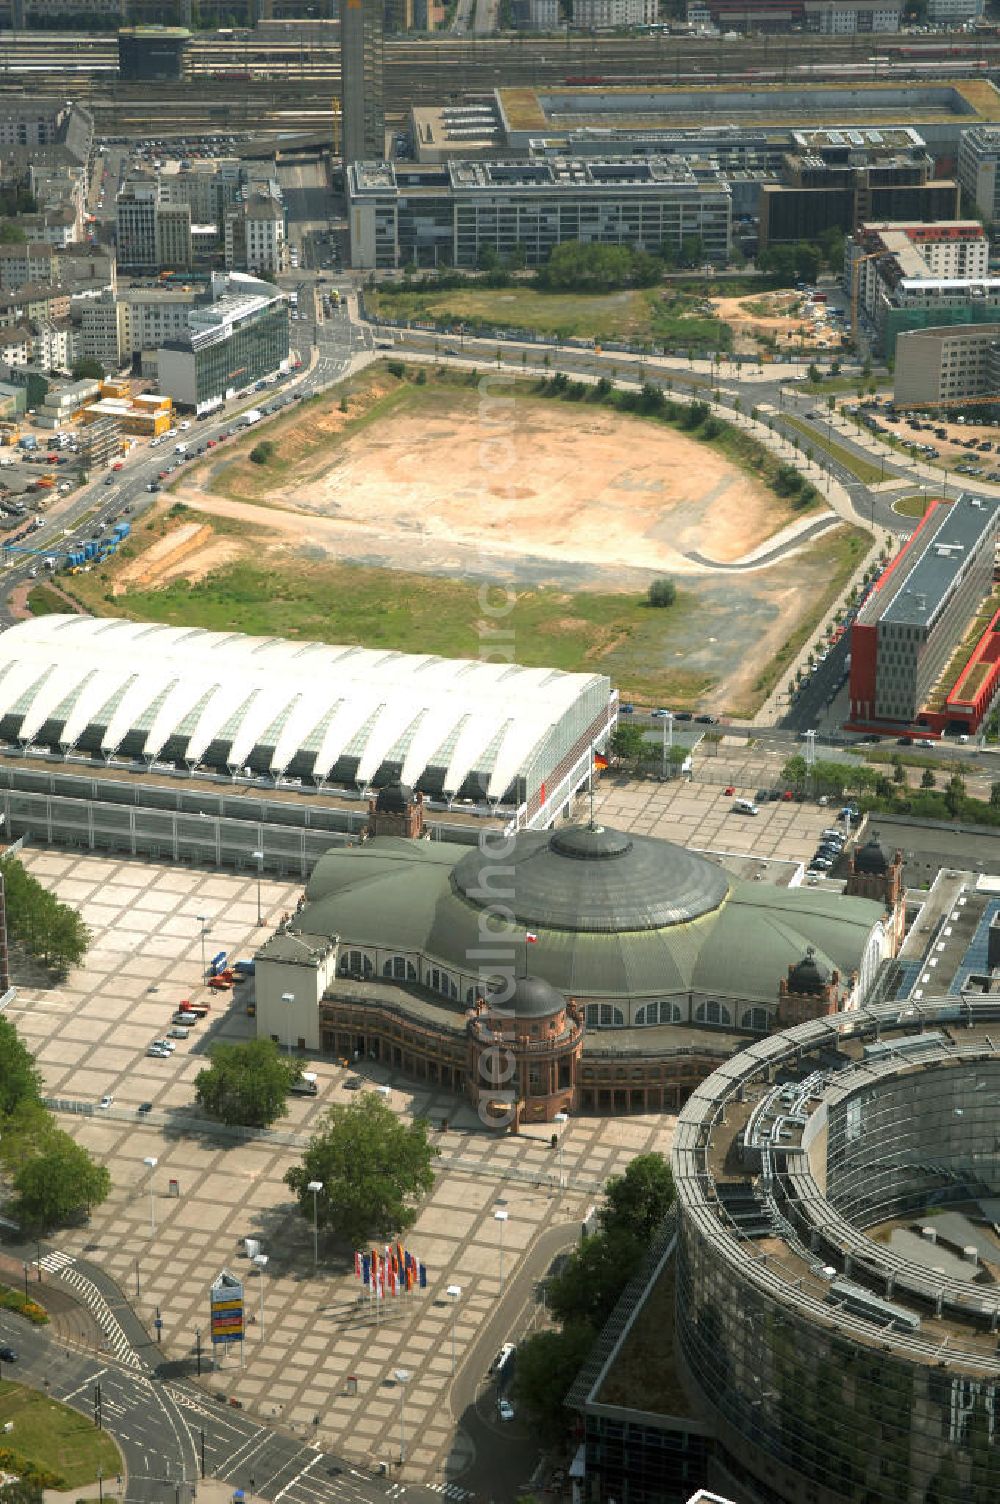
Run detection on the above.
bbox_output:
[0,27,999,134]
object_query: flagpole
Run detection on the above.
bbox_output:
[589,751,595,829]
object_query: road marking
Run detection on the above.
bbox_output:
[61,1366,109,1402]
[274,1451,320,1501]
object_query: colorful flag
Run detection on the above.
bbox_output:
[361,1254,370,1286]
[418,1262,427,1289]
[354,1251,362,1280]
[396,1240,404,1272]
[594,752,609,770]
[526,931,538,944]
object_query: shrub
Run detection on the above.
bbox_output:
[249,441,275,466]
[647,579,676,609]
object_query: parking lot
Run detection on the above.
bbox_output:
[7,846,673,1486]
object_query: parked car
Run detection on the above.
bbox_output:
[497,1399,515,1422]
[99,1093,114,1109]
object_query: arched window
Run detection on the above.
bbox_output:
[427,967,457,999]
[740,1006,770,1033]
[339,949,372,979]
[695,1000,731,1026]
[636,1001,683,1025]
[382,956,416,982]
[589,1003,624,1027]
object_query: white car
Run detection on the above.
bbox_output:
[152,1037,176,1052]
[146,1046,170,1058]
[497,1399,515,1422]
[99,1094,114,1109]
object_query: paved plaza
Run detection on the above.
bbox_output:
[592,768,846,881]
[8,848,675,1489]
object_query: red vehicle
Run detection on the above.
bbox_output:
[206,440,217,448]
[724,785,736,796]
[158,470,169,479]
[112,461,124,471]
[208,975,233,991]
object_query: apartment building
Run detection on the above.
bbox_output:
[74,292,130,371]
[0,284,70,330]
[347,157,731,269]
[894,322,1000,408]
[510,0,560,27]
[0,242,56,292]
[846,220,996,354]
[225,194,286,277]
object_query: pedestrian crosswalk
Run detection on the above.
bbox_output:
[426,1486,473,1500]
[38,1250,74,1274]
[38,1250,143,1370]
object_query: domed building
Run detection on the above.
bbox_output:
[255,809,903,1119]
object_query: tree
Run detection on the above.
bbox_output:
[194,1038,298,1127]
[0,1016,41,1117]
[0,856,89,976]
[511,1324,594,1445]
[71,358,105,381]
[599,1153,674,1242]
[647,578,676,609]
[610,723,646,763]
[892,756,905,784]
[0,221,26,245]
[547,1226,643,1329]
[922,769,937,790]
[794,241,820,283]
[679,234,703,268]
[249,440,276,465]
[10,1129,111,1232]
[285,1092,437,1248]
[0,1481,44,1504]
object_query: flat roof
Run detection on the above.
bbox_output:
[876,493,1000,628]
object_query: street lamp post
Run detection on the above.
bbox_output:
[280,992,295,1056]
[494,1203,508,1292]
[197,914,208,981]
[394,1369,411,1465]
[307,1180,323,1270]
[143,1156,158,1237]
[253,1252,268,1339]
[553,1111,568,1189]
[252,849,264,927]
[446,1285,461,1374]
[661,711,674,781]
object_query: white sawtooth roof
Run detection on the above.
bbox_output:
[0,616,606,798]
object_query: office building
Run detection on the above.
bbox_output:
[848,493,1000,734]
[341,0,385,166]
[510,0,559,27]
[573,0,657,24]
[893,322,1000,409]
[927,0,983,18]
[958,124,1000,225]
[154,272,288,410]
[225,194,286,277]
[758,128,958,249]
[347,157,731,270]
[116,182,193,272]
[117,26,190,82]
[802,0,901,28]
[669,992,1000,1504]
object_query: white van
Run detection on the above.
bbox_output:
[733,798,759,816]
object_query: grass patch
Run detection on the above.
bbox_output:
[68,558,715,708]
[891,494,932,519]
[783,413,884,485]
[0,1382,122,1489]
[367,283,730,353]
[25,583,71,616]
[742,524,870,717]
[866,749,974,774]
[0,1283,47,1324]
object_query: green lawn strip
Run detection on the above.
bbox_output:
[782,413,883,485]
[0,1381,122,1489]
[0,1283,48,1325]
[865,749,974,774]
[736,524,870,718]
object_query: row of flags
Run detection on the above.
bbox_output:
[355,1244,428,1296]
